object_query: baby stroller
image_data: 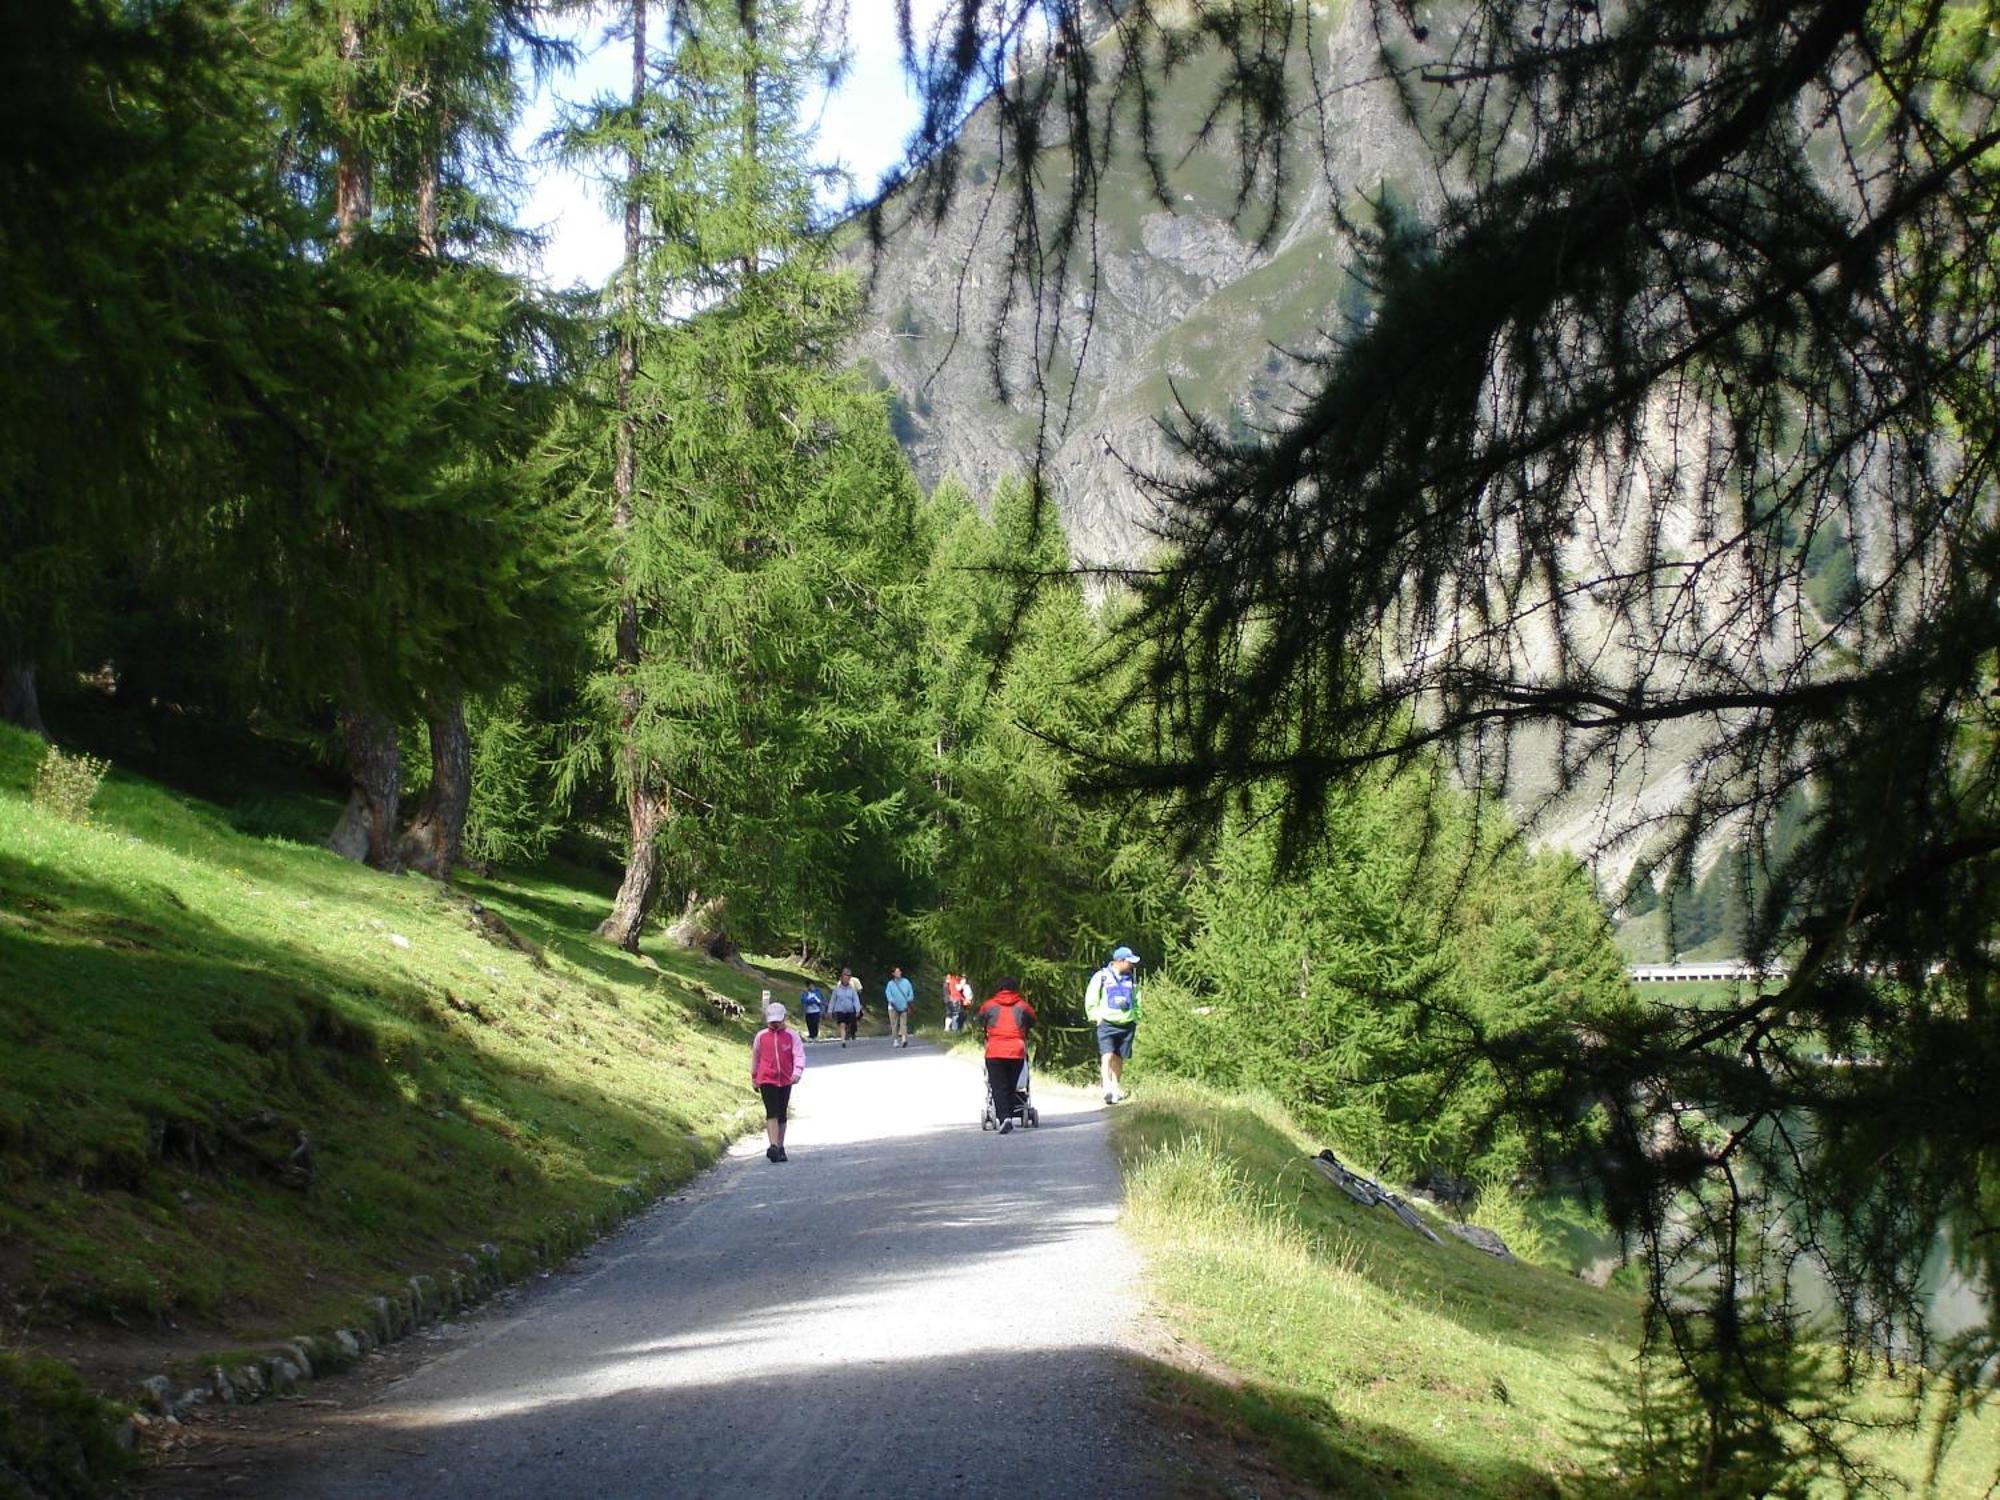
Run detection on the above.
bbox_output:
[981,1053,1040,1131]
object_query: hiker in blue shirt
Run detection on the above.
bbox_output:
[799,981,826,1042]
[883,966,915,1048]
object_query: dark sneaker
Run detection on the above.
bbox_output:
[999,1118,1015,1135]
[765,1144,779,1163]
[775,1146,789,1162]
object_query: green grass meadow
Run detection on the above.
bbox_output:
[0,722,771,1356]
[1109,1079,2000,1497]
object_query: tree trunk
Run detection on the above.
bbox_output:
[665,890,746,965]
[414,144,439,256]
[335,11,372,247]
[330,709,401,870]
[595,775,666,952]
[398,697,469,880]
[595,0,668,954]
[0,653,47,739]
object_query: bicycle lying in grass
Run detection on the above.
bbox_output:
[1309,1149,1444,1245]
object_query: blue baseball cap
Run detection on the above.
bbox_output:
[1111,945,1141,963]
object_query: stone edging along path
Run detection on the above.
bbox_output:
[118,1111,755,1448]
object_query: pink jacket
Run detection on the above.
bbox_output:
[751,1025,806,1087]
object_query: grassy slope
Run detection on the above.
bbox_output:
[1112,1079,1999,1497]
[0,723,771,1366]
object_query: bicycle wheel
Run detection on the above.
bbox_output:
[1382,1193,1444,1245]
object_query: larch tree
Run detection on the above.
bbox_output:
[895,0,2000,1478]
[259,0,573,873]
[560,0,929,954]
[0,0,303,742]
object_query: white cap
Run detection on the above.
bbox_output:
[763,1001,786,1023]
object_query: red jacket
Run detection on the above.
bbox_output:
[751,1025,806,1087]
[977,992,1035,1060]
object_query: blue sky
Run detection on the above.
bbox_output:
[512,0,935,290]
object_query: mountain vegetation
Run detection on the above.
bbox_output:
[879,0,2000,1484]
[5,0,1998,1493]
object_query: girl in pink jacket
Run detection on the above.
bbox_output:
[752,998,807,1163]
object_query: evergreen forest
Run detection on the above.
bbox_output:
[5,0,2000,1494]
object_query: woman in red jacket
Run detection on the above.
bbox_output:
[976,979,1035,1133]
[751,997,807,1162]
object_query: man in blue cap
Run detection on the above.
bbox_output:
[1084,945,1142,1104]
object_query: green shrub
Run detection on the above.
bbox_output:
[0,1352,133,1499]
[1570,1302,1842,1498]
[29,747,109,825]
[464,693,564,866]
[1466,1173,1556,1266]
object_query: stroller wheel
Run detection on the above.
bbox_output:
[981,1111,995,1131]
[1026,1107,1039,1127]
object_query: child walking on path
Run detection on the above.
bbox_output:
[752,997,806,1162]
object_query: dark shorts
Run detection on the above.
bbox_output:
[758,1083,792,1123]
[1096,1021,1136,1058]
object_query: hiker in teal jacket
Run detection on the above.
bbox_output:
[883,966,915,1048]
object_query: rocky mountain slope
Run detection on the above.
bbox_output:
[843,1,1410,567]
[839,4,1843,932]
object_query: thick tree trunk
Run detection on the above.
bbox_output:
[335,12,372,246]
[595,775,666,952]
[0,653,47,739]
[398,697,469,880]
[330,709,402,870]
[665,891,742,964]
[414,145,439,256]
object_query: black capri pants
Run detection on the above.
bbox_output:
[758,1083,793,1123]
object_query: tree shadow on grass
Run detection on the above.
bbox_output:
[1131,1348,1566,1499]
[456,871,770,1018]
[0,852,742,1339]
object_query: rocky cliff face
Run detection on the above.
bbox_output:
[838,5,1812,926]
[844,1,1419,567]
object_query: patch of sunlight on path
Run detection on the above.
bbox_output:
[273,1034,1151,1499]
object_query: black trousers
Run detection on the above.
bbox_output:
[805,1012,821,1039]
[987,1057,1023,1122]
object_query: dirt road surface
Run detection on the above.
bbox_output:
[140,1034,1163,1498]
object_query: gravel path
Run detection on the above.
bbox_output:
[212,1034,1153,1498]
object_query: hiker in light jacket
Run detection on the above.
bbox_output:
[829,967,863,1046]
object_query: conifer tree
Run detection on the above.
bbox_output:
[908,0,2000,1467]
[257,0,573,872]
[560,0,930,953]
[0,0,303,740]
[899,480,1171,1002]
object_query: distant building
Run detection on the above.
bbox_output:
[1628,961,1790,984]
